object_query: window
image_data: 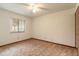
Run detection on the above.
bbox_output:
[19,20,25,32]
[10,18,25,32]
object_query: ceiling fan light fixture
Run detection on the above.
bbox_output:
[30,4,39,13]
[33,9,37,13]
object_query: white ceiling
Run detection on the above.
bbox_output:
[0,3,76,18]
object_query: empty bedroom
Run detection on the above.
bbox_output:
[0,3,78,56]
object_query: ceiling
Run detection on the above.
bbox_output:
[0,3,76,18]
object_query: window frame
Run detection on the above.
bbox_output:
[10,18,25,33]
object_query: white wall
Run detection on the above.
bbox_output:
[0,7,75,47]
[32,8,75,47]
[0,8,32,46]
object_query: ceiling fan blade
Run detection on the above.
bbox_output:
[18,3,52,11]
[38,7,52,11]
[18,3,30,7]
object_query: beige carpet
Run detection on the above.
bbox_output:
[0,38,77,56]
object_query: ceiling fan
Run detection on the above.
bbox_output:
[20,3,49,13]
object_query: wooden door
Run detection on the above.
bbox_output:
[76,6,79,48]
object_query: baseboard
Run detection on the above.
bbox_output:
[32,38,76,48]
[0,38,32,47]
[0,37,76,48]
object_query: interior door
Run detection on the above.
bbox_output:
[76,6,79,48]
